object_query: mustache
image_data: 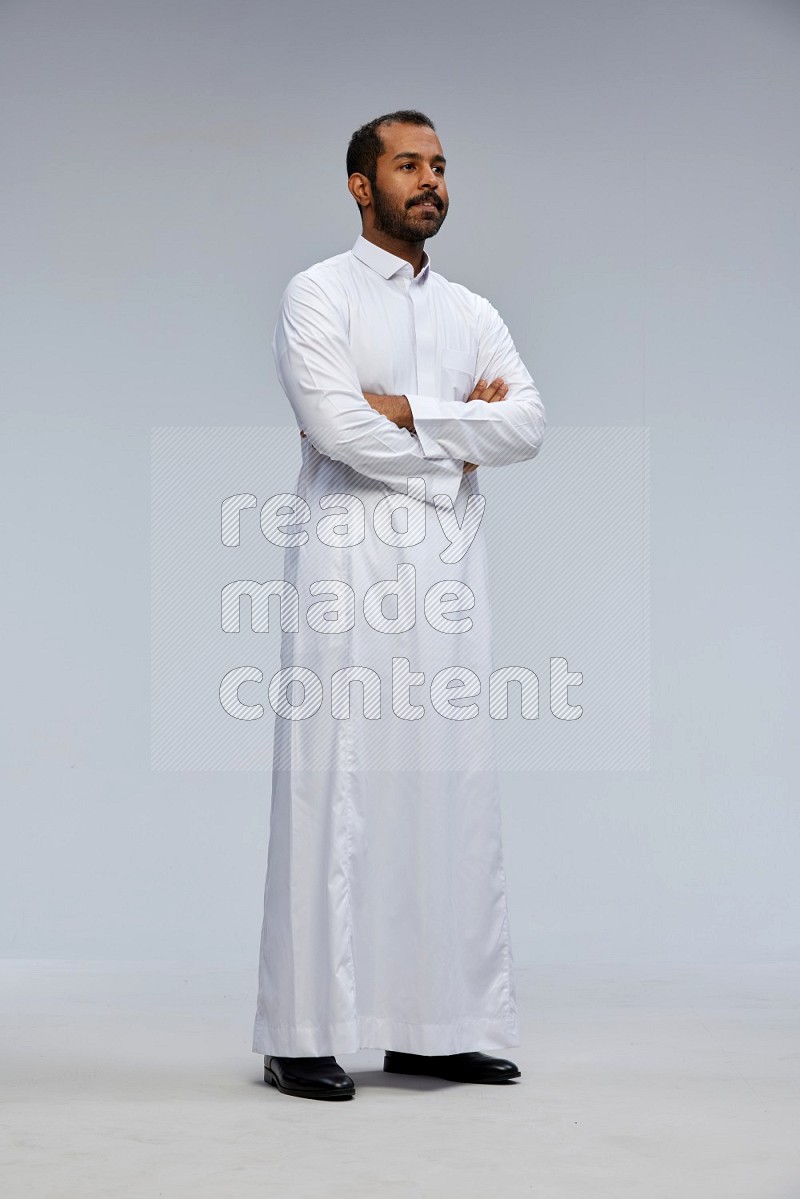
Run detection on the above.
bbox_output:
[408,194,443,210]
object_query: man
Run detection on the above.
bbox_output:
[253,110,545,1100]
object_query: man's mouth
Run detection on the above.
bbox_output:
[413,198,441,211]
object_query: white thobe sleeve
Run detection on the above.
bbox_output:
[405,297,546,467]
[273,273,466,508]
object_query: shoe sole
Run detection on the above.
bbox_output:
[264,1065,355,1100]
[383,1064,521,1083]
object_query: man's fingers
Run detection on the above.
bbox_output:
[468,378,491,401]
[483,378,508,402]
[468,377,508,402]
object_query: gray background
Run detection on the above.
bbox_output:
[1,0,797,966]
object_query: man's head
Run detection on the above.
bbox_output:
[346,110,449,244]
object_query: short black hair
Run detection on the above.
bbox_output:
[346,109,436,214]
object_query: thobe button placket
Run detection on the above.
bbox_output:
[409,272,436,397]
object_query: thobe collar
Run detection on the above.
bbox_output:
[351,233,431,283]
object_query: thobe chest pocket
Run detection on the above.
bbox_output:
[440,347,476,402]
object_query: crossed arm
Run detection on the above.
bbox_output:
[301,377,510,473]
[279,272,544,505]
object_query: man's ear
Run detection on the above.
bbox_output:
[348,172,371,211]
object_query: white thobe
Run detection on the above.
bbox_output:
[252,234,545,1057]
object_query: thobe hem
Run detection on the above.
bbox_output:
[252,1012,520,1058]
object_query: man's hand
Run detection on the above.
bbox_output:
[362,392,415,431]
[463,376,509,471]
[468,377,508,404]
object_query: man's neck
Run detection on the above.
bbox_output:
[360,228,426,276]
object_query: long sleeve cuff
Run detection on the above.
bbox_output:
[407,395,470,459]
[406,391,546,468]
[402,440,466,508]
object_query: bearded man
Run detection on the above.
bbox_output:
[253,109,546,1100]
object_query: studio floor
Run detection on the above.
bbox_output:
[1,960,797,1198]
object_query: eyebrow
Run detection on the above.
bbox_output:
[391,151,447,166]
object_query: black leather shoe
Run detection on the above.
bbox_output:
[383,1050,520,1083]
[264,1055,355,1100]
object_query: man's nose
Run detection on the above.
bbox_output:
[419,166,439,190]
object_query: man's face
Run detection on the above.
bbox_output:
[368,122,449,241]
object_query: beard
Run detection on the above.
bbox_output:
[371,181,447,242]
